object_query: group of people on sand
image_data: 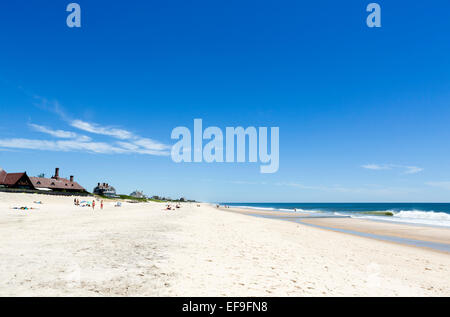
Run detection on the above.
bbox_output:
[165,203,181,211]
[11,201,43,212]
[74,198,104,210]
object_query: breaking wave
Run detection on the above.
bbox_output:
[394,210,450,220]
[357,210,450,227]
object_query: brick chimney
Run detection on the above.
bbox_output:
[54,168,59,179]
[70,175,74,182]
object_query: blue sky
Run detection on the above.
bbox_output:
[1,1,450,202]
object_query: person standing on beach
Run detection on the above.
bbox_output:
[100,200,103,210]
[92,200,95,211]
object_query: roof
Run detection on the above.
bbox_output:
[29,177,86,191]
[94,183,116,191]
[0,169,6,183]
[1,173,27,186]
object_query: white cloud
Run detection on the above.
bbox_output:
[0,138,169,156]
[275,182,418,196]
[426,181,450,191]
[361,164,391,170]
[71,120,134,140]
[404,166,423,174]
[116,141,170,156]
[116,141,140,151]
[0,138,124,154]
[361,164,423,174]
[7,117,171,157]
[133,137,170,151]
[132,148,171,156]
[76,135,93,142]
[11,92,170,156]
[29,123,77,138]
[70,119,170,154]
[29,123,92,141]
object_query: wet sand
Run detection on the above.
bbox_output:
[222,206,450,250]
[300,217,450,246]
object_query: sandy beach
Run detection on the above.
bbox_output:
[0,192,449,296]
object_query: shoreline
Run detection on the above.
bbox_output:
[219,204,450,228]
[219,206,450,253]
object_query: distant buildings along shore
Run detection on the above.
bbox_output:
[93,183,118,197]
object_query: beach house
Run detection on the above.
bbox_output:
[93,183,117,197]
[0,167,87,193]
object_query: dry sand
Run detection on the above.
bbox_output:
[0,192,449,296]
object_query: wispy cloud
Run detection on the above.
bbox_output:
[403,166,423,174]
[116,141,140,151]
[274,181,418,196]
[133,137,170,151]
[1,120,170,156]
[0,138,124,154]
[0,138,169,156]
[70,119,170,152]
[361,164,423,174]
[71,120,134,140]
[32,95,69,121]
[229,180,267,185]
[29,123,91,141]
[361,164,391,171]
[426,181,450,191]
[1,90,170,156]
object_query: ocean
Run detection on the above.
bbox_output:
[220,203,450,228]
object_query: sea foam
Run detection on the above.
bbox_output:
[357,210,450,227]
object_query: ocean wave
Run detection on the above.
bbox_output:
[393,210,450,221]
[355,209,450,228]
